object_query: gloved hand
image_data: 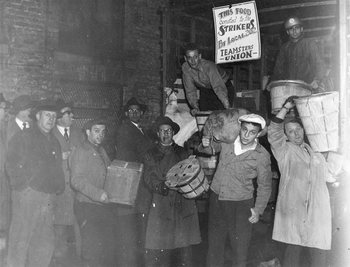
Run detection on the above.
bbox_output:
[154,181,169,196]
[283,95,299,110]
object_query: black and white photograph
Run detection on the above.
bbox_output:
[0,0,349,266]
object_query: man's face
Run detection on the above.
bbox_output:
[284,122,304,145]
[18,108,32,122]
[184,49,201,69]
[157,124,174,145]
[239,122,261,146]
[286,25,303,41]
[36,110,57,133]
[126,104,143,123]
[57,107,74,127]
[87,124,106,146]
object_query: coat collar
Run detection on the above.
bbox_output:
[287,141,312,163]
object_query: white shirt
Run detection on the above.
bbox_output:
[131,121,144,134]
[15,117,29,130]
[234,136,257,156]
[57,125,70,137]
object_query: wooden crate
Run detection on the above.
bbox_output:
[105,160,144,206]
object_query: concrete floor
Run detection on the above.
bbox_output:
[48,202,282,267]
[48,196,350,267]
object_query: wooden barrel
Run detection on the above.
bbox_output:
[269,80,312,114]
[295,91,339,152]
[165,156,209,199]
[105,160,144,206]
[195,111,212,132]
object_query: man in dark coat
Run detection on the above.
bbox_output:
[51,99,84,260]
[6,94,34,143]
[2,94,34,235]
[143,116,201,267]
[6,99,65,267]
[114,97,154,266]
[271,16,328,91]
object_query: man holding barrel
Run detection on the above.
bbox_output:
[198,113,272,267]
[143,116,201,267]
[268,96,333,267]
[270,16,329,92]
[182,43,234,115]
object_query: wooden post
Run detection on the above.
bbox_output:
[338,0,349,154]
[160,7,168,115]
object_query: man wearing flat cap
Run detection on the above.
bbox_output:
[7,94,34,143]
[198,113,272,267]
[51,99,84,260]
[6,99,65,267]
[114,97,154,266]
[70,118,119,266]
[143,116,201,266]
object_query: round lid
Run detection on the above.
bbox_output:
[165,156,201,188]
[268,80,312,91]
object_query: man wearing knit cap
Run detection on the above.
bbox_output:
[198,113,272,267]
[51,99,84,260]
[6,99,65,267]
[6,94,34,143]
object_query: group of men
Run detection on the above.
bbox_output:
[181,16,331,116]
[0,14,335,267]
[180,15,334,267]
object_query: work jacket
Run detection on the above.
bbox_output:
[70,140,111,204]
[182,59,229,109]
[143,143,201,249]
[52,125,84,224]
[198,139,272,215]
[271,37,326,84]
[6,124,65,194]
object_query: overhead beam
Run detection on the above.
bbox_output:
[260,15,336,28]
[258,0,336,13]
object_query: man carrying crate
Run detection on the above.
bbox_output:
[70,118,118,267]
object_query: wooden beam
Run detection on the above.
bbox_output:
[260,15,336,28]
[338,0,348,153]
[258,1,336,13]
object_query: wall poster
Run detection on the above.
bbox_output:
[213,1,261,64]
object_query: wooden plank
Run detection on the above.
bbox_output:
[339,0,349,153]
[258,1,336,13]
[260,15,335,28]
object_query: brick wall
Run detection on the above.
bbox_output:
[0,0,54,99]
[0,0,166,126]
[124,0,166,125]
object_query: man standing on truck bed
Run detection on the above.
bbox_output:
[270,16,330,92]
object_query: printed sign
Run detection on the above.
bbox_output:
[213,1,261,64]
